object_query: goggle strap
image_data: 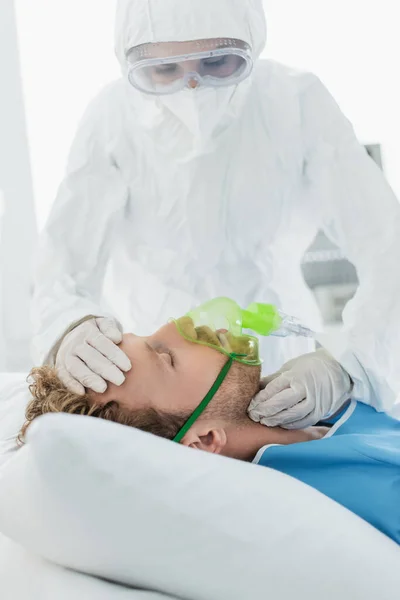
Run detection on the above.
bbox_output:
[173,356,234,444]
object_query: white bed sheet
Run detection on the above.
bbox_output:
[0,533,177,600]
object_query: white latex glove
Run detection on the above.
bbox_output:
[248,348,353,429]
[56,317,132,395]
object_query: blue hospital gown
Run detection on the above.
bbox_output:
[253,401,400,543]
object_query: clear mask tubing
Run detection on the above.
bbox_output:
[172,297,314,443]
[126,38,253,95]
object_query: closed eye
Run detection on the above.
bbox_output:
[202,56,227,67]
[148,342,176,368]
[153,64,178,74]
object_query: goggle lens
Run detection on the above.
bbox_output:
[127,38,253,95]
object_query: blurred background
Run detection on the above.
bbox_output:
[1,0,399,370]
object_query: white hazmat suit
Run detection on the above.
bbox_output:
[32,0,400,423]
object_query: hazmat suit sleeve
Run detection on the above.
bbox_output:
[31,95,129,364]
[301,75,400,412]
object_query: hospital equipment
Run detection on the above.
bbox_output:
[176,296,313,360]
[202,296,312,336]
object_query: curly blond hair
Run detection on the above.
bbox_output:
[19,360,260,445]
[18,366,191,444]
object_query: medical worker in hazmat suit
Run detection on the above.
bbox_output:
[32,0,400,429]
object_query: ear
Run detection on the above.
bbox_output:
[181,425,227,454]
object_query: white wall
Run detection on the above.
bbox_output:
[15,0,400,232]
[263,0,400,196]
[15,0,120,231]
[0,0,37,370]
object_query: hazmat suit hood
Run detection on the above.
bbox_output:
[114,0,267,161]
[115,0,267,68]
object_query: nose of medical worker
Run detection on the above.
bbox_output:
[187,77,199,89]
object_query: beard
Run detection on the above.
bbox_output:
[205,361,262,424]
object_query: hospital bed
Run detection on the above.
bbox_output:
[0,373,399,600]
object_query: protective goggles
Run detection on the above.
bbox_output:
[172,297,262,443]
[126,38,253,96]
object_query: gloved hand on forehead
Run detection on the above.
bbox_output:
[56,317,132,395]
[248,348,353,429]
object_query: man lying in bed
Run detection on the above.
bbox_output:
[19,300,400,545]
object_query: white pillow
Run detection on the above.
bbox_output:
[0,413,399,600]
[0,533,177,600]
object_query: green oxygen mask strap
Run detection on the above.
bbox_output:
[173,357,234,444]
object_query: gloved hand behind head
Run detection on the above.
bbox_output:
[248,348,352,429]
[56,317,132,395]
